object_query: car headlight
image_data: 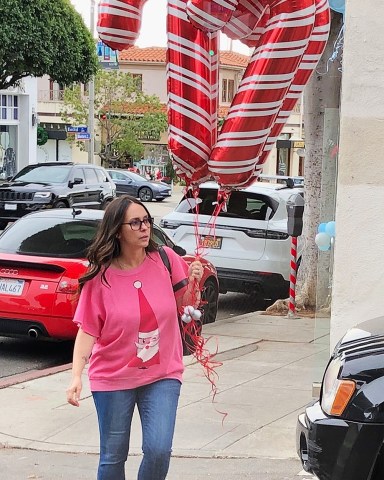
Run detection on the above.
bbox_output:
[34,192,52,199]
[321,357,356,416]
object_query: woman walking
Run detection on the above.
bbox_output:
[66,195,203,480]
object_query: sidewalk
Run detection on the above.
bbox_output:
[0,311,330,460]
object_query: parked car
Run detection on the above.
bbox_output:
[0,208,219,341]
[160,179,303,302]
[297,317,384,480]
[106,169,172,202]
[0,162,116,230]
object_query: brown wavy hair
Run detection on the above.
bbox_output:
[79,195,158,290]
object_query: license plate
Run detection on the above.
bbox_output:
[201,235,222,249]
[0,278,25,296]
[4,203,17,211]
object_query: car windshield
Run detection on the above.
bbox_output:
[0,217,100,258]
[176,188,276,220]
[12,165,72,184]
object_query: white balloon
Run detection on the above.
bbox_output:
[315,232,331,248]
[192,309,202,320]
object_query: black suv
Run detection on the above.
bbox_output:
[0,162,116,229]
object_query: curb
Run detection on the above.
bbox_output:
[0,362,72,389]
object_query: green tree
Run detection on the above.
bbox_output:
[0,0,98,89]
[61,69,167,167]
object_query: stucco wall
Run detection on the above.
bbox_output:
[331,1,384,347]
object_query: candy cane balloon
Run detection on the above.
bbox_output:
[204,0,318,187]
[97,0,330,189]
[241,0,331,187]
[257,0,331,167]
[167,0,219,184]
[97,0,147,51]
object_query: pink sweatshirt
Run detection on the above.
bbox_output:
[73,247,189,391]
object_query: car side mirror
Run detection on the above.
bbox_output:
[173,245,187,256]
[68,177,84,188]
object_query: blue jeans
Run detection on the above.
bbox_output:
[92,379,181,480]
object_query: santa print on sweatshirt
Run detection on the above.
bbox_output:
[127,280,160,368]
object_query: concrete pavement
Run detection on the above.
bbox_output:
[0,311,330,476]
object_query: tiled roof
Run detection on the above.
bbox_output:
[119,47,249,68]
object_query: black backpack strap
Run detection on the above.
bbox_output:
[158,246,171,275]
[158,246,187,293]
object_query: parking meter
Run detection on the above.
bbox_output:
[286,193,304,237]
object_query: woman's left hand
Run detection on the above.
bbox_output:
[188,260,203,282]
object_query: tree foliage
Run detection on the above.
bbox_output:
[61,70,167,167]
[0,0,98,90]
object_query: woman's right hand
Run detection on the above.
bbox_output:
[66,376,82,407]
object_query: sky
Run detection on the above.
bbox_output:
[70,0,250,54]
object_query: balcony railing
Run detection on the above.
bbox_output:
[38,90,65,102]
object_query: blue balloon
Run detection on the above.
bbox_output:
[325,221,336,238]
[318,223,327,233]
[329,0,345,15]
[318,244,331,251]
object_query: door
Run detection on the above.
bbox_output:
[83,167,101,208]
[109,171,136,196]
[67,167,87,207]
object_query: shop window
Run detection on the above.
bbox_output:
[276,148,290,176]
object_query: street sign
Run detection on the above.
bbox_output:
[67,126,88,133]
[76,133,91,140]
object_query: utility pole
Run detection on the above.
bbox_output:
[88,0,96,164]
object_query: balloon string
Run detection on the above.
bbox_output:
[182,186,229,422]
[179,318,227,423]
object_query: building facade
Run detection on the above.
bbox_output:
[0,77,37,178]
[35,46,305,177]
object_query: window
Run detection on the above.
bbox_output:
[222,79,228,103]
[49,79,64,101]
[222,79,235,103]
[0,218,99,258]
[84,168,98,184]
[178,188,275,220]
[132,74,143,91]
[95,168,108,183]
[0,95,18,121]
[227,80,235,102]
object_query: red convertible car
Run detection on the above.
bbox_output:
[0,209,219,341]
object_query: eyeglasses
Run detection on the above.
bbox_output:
[122,217,153,231]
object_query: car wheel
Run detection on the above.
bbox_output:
[55,201,67,208]
[139,187,153,202]
[201,278,219,324]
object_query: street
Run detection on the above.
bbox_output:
[0,448,314,480]
[0,189,267,381]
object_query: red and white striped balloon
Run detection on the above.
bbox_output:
[97,0,147,51]
[167,0,219,184]
[97,0,330,188]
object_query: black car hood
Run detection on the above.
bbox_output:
[338,316,384,348]
[334,316,384,384]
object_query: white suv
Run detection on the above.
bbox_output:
[159,178,303,302]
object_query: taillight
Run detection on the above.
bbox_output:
[57,280,78,294]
